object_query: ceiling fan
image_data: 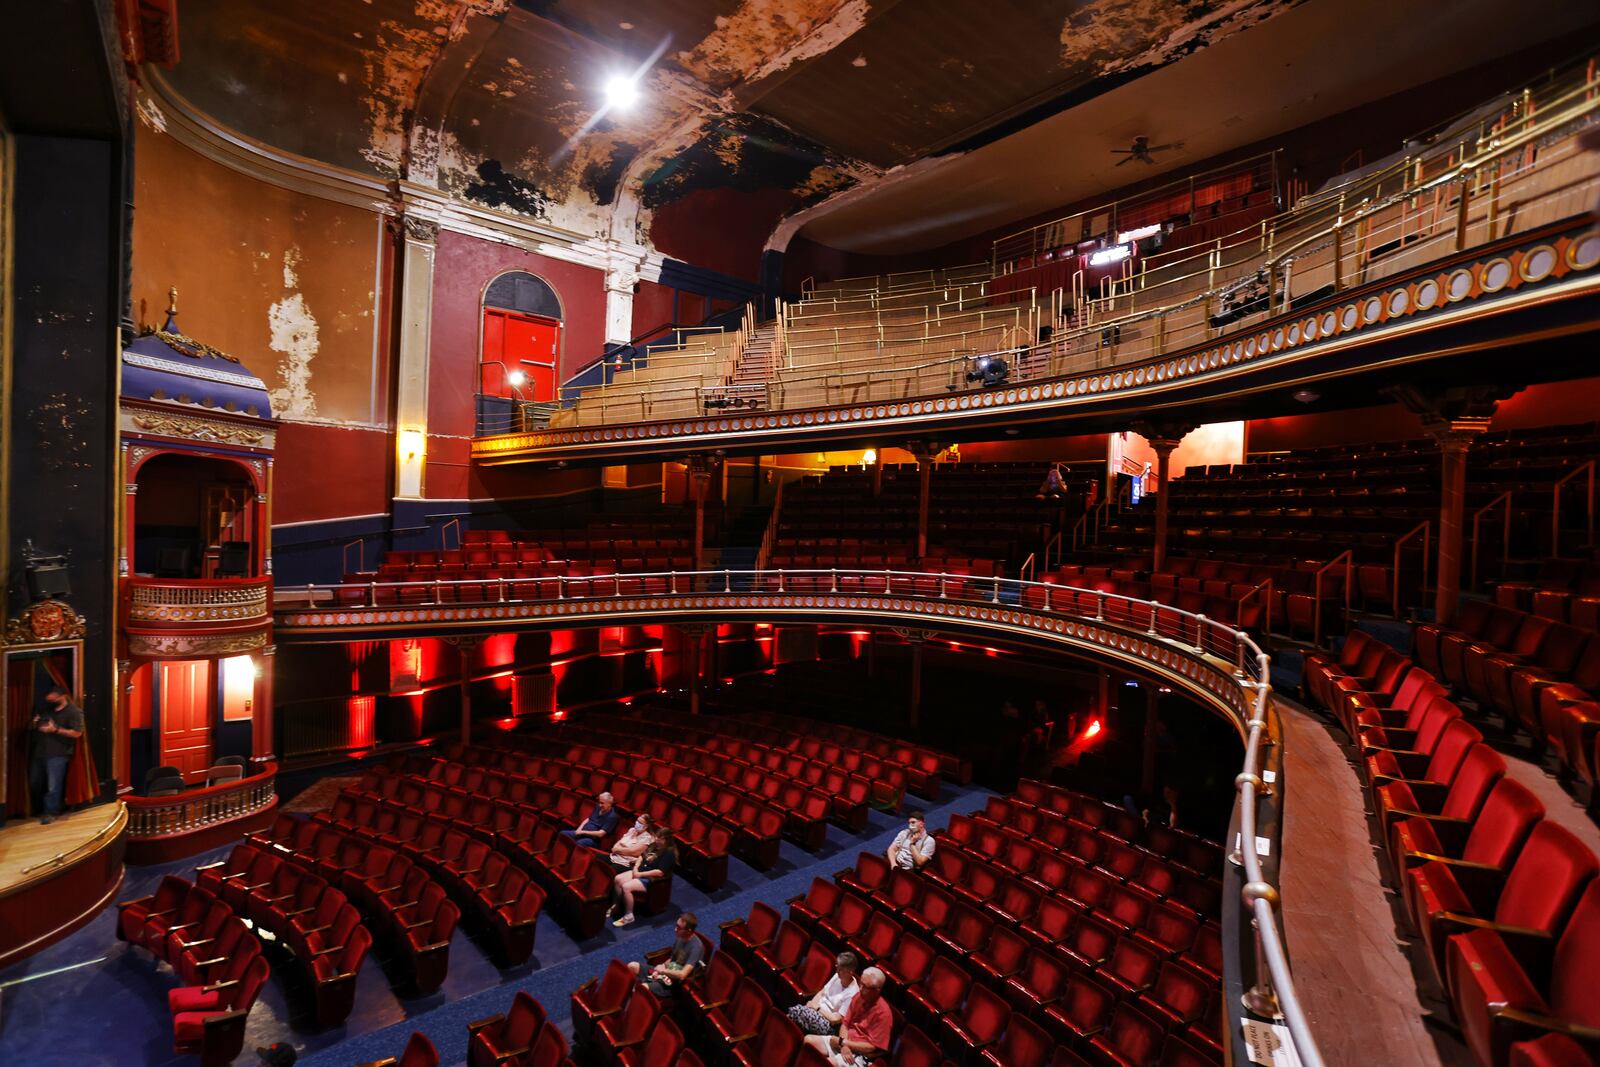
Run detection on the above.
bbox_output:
[1111,136,1185,166]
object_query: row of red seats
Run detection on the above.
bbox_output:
[611,700,940,799]
[360,754,735,890]
[1009,780,1225,878]
[262,802,538,968]
[1414,601,1600,753]
[496,723,869,841]
[725,704,971,789]
[467,991,576,1067]
[1495,558,1600,625]
[573,708,910,813]
[241,820,458,995]
[1306,632,1600,1066]
[197,841,373,1025]
[481,734,795,871]
[116,875,272,1066]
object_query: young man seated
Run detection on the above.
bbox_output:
[627,912,704,997]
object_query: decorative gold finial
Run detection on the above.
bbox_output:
[168,286,178,315]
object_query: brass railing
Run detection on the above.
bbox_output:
[125,762,277,839]
[124,576,271,626]
[1552,459,1596,557]
[514,54,1599,437]
[1394,521,1432,619]
[1471,493,1513,591]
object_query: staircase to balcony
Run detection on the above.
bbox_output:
[702,320,779,413]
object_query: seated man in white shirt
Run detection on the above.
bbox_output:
[786,951,860,1035]
[885,809,935,870]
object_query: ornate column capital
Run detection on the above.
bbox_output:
[1129,420,1197,454]
[907,440,944,463]
[1384,383,1515,447]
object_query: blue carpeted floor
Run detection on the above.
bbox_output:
[0,781,994,1066]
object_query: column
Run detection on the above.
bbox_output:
[253,645,277,760]
[1130,422,1195,575]
[451,636,483,744]
[1385,384,1508,626]
[1141,683,1161,795]
[1433,423,1491,624]
[1150,439,1180,573]
[909,442,939,560]
[115,659,133,786]
[603,260,641,351]
[907,632,926,730]
[121,444,136,578]
[688,455,716,575]
[393,213,439,500]
[677,625,710,715]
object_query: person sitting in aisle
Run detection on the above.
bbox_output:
[627,913,705,996]
[610,828,676,927]
[1036,464,1068,499]
[787,951,860,1036]
[609,812,656,869]
[565,791,619,849]
[886,810,935,870]
[804,966,890,1066]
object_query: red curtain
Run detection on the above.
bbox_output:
[4,652,99,816]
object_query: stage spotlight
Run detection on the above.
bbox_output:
[965,353,1010,388]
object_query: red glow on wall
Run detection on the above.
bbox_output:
[347,696,375,748]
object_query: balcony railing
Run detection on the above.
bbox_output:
[124,576,272,628]
[125,762,277,839]
[277,565,1321,1067]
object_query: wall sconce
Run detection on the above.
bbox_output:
[862,449,878,466]
[399,429,426,460]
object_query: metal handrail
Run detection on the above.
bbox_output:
[1470,492,1513,591]
[1311,550,1353,646]
[342,537,366,576]
[1552,459,1596,557]
[441,518,462,552]
[277,564,1324,1065]
[1393,521,1432,619]
[1237,577,1275,637]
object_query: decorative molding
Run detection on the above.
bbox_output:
[2,600,87,646]
[130,412,266,445]
[127,631,270,658]
[124,351,266,390]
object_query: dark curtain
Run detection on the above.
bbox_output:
[4,652,98,816]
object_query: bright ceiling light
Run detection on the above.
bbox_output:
[603,73,640,111]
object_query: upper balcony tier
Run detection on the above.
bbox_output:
[476,60,1600,466]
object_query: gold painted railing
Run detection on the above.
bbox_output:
[528,54,1599,434]
[125,762,277,839]
[124,576,271,627]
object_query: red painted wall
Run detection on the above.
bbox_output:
[631,279,677,339]
[1246,377,1600,454]
[274,423,393,524]
[960,435,1110,463]
[426,230,606,499]
[650,186,799,283]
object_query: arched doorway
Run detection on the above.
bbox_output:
[480,271,563,403]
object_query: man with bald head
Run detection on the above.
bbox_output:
[804,966,891,1065]
[564,790,619,849]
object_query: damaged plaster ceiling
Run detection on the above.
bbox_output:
[153,0,1596,257]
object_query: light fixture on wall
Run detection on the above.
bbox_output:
[399,429,426,460]
[861,449,878,466]
[1292,388,1321,405]
[507,369,527,387]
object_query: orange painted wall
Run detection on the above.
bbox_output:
[131,122,389,428]
[1123,423,1247,483]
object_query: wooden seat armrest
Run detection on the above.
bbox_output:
[201,1008,248,1032]
[488,1048,529,1065]
[318,969,360,985]
[298,923,332,936]
[242,879,274,891]
[202,978,241,994]
[724,1031,759,1046]
[414,939,450,955]
[645,946,673,966]
[193,860,230,872]
[403,917,433,930]
[352,1058,399,1067]
[1370,750,1431,779]
[194,955,227,968]
[175,936,216,949]
[373,884,403,895]
[165,920,204,933]
[263,892,296,904]
[467,1012,505,1035]
[1492,1008,1600,1048]
[1400,852,1499,872]
[283,907,315,918]
[310,943,349,958]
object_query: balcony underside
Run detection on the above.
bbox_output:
[475,220,1600,465]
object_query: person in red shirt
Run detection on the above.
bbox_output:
[804,966,890,1065]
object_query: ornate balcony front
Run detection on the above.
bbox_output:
[122,576,273,658]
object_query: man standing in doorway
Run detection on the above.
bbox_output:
[31,685,83,824]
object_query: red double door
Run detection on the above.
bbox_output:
[483,309,560,401]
